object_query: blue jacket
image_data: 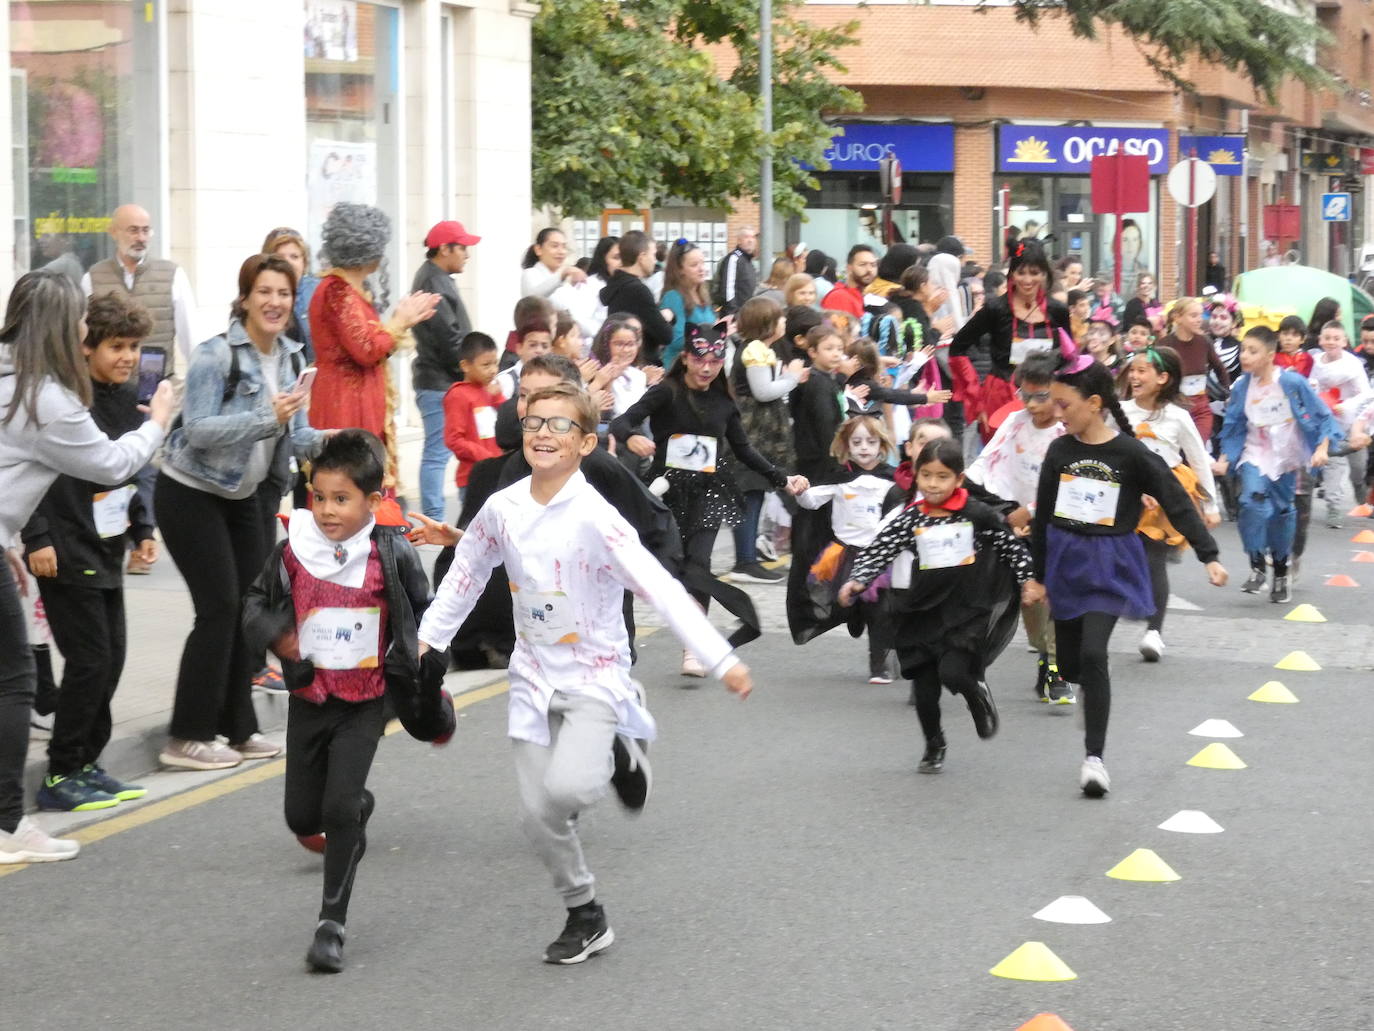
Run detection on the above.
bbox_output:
[163,319,325,494]
[1218,368,1342,469]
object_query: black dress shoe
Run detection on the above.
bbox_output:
[918,739,946,774]
[965,680,1000,739]
[306,920,346,973]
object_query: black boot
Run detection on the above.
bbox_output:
[919,736,947,774]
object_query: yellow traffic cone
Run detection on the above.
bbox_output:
[989,941,1077,981]
[1105,848,1181,882]
[1274,650,1322,671]
[1283,604,1326,623]
[1249,681,1299,703]
[1187,742,1247,769]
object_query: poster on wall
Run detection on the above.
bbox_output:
[305,1,359,61]
[307,138,377,265]
[1097,214,1152,299]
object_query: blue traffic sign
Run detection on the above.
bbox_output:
[1322,192,1352,222]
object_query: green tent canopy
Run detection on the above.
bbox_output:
[1233,265,1374,341]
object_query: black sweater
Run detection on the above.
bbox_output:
[609,381,787,488]
[600,271,672,364]
[21,380,151,589]
[1030,432,1219,578]
[791,370,848,480]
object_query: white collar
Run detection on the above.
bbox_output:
[522,469,588,510]
[287,509,376,589]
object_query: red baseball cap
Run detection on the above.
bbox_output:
[425,220,481,248]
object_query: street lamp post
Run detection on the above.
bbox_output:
[759,0,773,264]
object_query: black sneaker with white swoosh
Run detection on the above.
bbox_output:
[543,901,615,964]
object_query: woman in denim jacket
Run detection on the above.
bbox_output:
[154,254,327,772]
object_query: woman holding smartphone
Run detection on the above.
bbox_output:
[153,253,328,772]
[0,269,174,862]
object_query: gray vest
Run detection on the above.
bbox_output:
[87,257,179,374]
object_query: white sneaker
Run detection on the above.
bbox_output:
[755,534,778,562]
[0,816,80,864]
[1138,629,1165,662]
[159,738,243,771]
[680,650,707,678]
[1080,756,1111,798]
[228,733,282,760]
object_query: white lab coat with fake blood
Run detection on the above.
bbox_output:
[419,470,739,746]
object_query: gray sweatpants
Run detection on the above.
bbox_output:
[512,690,619,908]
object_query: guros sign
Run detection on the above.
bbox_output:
[819,123,955,173]
[998,125,1170,174]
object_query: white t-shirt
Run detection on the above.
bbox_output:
[1309,351,1370,403]
[965,408,1063,509]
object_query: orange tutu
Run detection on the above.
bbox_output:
[1136,463,1205,547]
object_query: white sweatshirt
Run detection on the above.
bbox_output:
[797,473,895,546]
[1120,398,1220,516]
[419,470,738,745]
[965,409,1064,510]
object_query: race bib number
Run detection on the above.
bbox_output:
[473,406,497,440]
[665,433,717,473]
[914,521,976,569]
[515,588,579,646]
[1249,390,1291,429]
[1010,337,1053,365]
[299,606,381,670]
[1054,474,1121,526]
[1180,374,1207,397]
[92,485,135,539]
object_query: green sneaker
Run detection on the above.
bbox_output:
[37,773,119,812]
[82,764,148,802]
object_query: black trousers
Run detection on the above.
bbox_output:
[38,581,126,777]
[1142,537,1170,633]
[909,648,980,745]
[284,695,386,925]
[683,528,716,608]
[155,473,267,743]
[0,561,34,832]
[1054,612,1118,759]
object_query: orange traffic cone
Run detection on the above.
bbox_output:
[1351,530,1374,544]
[1326,574,1360,587]
[1016,1016,1075,1031]
[1353,551,1374,563]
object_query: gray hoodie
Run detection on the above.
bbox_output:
[0,348,164,542]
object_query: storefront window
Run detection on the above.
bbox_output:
[801,172,954,262]
[9,1,161,283]
[304,0,400,284]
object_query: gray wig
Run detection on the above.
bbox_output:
[321,202,392,312]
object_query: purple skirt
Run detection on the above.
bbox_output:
[1045,526,1154,621]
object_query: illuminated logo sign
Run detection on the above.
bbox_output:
[998,125,1170,174]
[819,123,955,174]
[1180,136,1245,176]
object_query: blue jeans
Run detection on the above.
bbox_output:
[415,388,452,522]
[1237,462,1297,563]
[731,491,764,566]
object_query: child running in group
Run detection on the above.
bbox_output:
[419,381,753,965]
[838,438,1041,773]
[22,293,158,811]
[1120,345,1221,661]
[963,352,1069,702]
[791,414,904,682]
[792,322,862,480]
[243,430,456,974]
[1033,356,1226,797]
[1215,326,1341,603]
[1308,320,1370,527]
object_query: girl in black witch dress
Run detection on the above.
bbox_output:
[610,324,808,677]
[839,438,1041,774]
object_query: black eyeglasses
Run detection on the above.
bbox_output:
[520,415,587,435]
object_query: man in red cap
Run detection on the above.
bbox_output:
[412,220,481,521]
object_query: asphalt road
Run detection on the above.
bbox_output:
[4,517,1373,1031]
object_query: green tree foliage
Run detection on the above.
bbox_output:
[531,0,861,218]
[1009,0,1328,101]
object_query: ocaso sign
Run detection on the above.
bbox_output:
[999,125,1170,174]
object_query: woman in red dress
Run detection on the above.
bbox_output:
[309,203,438,491]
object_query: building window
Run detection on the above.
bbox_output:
[304,0,402,283]
[9,1,161,283]
[800,172,954,260]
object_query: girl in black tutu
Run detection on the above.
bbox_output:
[1031,356,1227,798]
[610,325,808,677]
[838,438,1040,774]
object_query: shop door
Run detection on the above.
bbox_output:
[1054,179,1093,270]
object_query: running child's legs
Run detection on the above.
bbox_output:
[1141,537,1170,633]
[284,696,386,925]
[731,491,764,566]
[1021,599,1056,661]
[860,596,893,677]
[1054,612,1118,758]
[909,649,980,743]
[682,528,716,611]
[1237,463,1297,572]
[512,691,618,908]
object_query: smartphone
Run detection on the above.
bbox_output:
[136,350,167,404]
[292,366,318,395]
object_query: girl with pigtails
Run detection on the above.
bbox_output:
[950,241,1072,442]
[1030,356,1228,800]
